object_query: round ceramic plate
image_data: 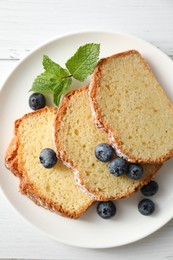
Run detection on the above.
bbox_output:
[0,31,173,249]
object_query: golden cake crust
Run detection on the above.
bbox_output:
[5,107,94,219]
[89,50,173,164]
[54,86,162,201]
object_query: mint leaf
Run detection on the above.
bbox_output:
[30,43,100,106]
[30,56,70,93]
[43,55,69,80]
[30,72,58,92]
[53,77,72,106]
[65,43,100,81]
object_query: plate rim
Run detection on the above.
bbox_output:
[1,29,172,96]
[1,30,173,249]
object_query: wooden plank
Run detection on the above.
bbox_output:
[0,0,173,58]
[1,0,173,259]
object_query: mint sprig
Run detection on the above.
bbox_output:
[30,43,100,106]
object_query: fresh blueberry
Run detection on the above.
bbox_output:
[127,163,143,180]
[29,93,46,110]
[108,157,127,176]
[97,201,116,219]
[138,199,155,216]
[140,181,159,196]
[95,143,115,162]
[39,148,57,168]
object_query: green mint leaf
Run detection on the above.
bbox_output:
[65,43,100,82]
[53,77,72,106]
[30,72,58,92]
[30,56,70,93]
[43,55,69,80]
[30,43,100,107]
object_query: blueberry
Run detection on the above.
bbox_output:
[95,143,115,162]
[108,157,127,176]
[97,201,116,219]
[29,93,46,110]
[127,163,143,180]
[138,199,155,216]
[141,181,159,196]
[39,148,57,168]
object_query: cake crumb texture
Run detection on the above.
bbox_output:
[5,107,93,219]
[89,50,173,163]
[54,86,161,200]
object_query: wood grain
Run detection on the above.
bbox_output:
[1,0,173,259]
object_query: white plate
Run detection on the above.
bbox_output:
[1,31,173,249]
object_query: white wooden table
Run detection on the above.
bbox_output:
[1,0,173,259]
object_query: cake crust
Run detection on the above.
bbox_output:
[89,50,173,164]
[5,107,94,219]
[54,86,162,201]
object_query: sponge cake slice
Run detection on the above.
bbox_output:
[54,86,161,201]
[5,107,94,218]
[89,50,173,164]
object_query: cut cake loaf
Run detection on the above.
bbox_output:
[5,107,94,219]
[54,86,161,201]
[89,50,173,164]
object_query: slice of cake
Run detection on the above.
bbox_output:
[5,107,94,219]
[89,50,173,164]
[54,86,161,201]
